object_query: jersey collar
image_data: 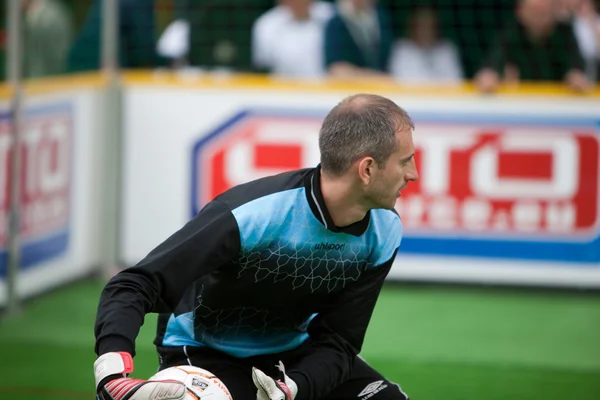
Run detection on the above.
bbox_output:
[304,165,371,236]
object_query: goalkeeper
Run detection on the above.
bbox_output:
[94,94,418,400]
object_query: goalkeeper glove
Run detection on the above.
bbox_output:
[252,361,298,400]
[94,352,186,400]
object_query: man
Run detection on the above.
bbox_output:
[562,0,600,82]
[474,0,590,92]
[67,0,159,73]
[324,0,395,83]
[22,0,73,78]
[93,94,418,400]
[251,0,334,79]
[388,6,464,84]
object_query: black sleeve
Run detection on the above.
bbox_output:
[482,29,509,75]
[286,251,396,400]
[94,200,240,356]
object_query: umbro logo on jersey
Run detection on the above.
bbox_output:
[314,242,346,251]
[358,380,388,399]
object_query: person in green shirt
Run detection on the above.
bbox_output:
[67,0,160,72]
[22,0,73,78]
[475,0,590,93]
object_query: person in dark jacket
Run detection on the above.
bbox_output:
[324,0,395,82]
[67,0,160,72]
[474,0,590,92]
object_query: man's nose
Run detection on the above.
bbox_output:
[406,163,419,182]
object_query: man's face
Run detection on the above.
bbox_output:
[280,0,312,17]
[412,9,438,46]
[365,128,418,210]
[347,0,375,11]
[518,0,555,37]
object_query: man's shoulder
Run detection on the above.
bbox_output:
[325,11,346,30]
[371,207,402,224]
[553,21,578,39]
[365,208,402,266]
[254,5,290,29]
[369,208,403,236]
[215,168,313,210]
[312,1,335,21]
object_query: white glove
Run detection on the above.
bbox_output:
[252,361,298,400]
[94,352,186,400]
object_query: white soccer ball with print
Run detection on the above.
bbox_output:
[149,366,232,400]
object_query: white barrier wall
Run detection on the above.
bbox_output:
[3,76,597,306]
[0,87,105,306]
[122,80,600,288]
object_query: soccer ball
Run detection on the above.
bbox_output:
[149,365,233,400]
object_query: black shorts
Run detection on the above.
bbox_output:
[156,344,409,400]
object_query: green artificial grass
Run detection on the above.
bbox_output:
[0,279,598,400]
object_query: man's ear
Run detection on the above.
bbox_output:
[357,157,375,185]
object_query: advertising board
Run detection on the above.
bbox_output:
[191,109,599,264]
[0,89,103,305]
[0,103,72,276]
[123,88,600,287]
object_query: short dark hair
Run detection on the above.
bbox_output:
[319,94,414,176]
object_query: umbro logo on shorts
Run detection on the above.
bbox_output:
[358,380,388,399]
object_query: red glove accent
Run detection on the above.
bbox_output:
[116,352,134,374]
[275,381,293,400]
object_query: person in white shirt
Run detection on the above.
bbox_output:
[389,6,463,85]
[572,0,600,81]
[554,0,600,81]
[252,0,335,79]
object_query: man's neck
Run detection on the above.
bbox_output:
[291,9,310,21]
[320,171,369,227]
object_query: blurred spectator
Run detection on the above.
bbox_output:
[556,0,600,81]
[67,0,159,72]
[475,0,590,93]
[156,18,190,67]
[389,6,463,84]
[0,8,5,81]
[159,0,272,72]
[251,0,334,79]
[574,0,600,81]
[22,0,73,78]
[324,0,394,82]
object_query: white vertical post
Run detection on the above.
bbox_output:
[98,0,122,277]
[5,0,23,315]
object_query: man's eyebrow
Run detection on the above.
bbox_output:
[401,153,415,163]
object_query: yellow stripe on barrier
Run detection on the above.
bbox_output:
[0,70,599,98]
[0,72,106,99]
[122,70,600,98]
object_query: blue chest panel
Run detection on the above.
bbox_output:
[234,189,366,293]
[162,188,402,357]
[232,188,400,293]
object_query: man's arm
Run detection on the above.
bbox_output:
[474,27,510,93]
[323,16,393,83]
[560,23,591,92]
[94,199,240,357]
[286,251,397,400]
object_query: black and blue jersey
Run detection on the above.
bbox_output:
[94,165,403,400]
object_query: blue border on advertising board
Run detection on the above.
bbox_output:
[191,108,600,264]
[0,103,73,277]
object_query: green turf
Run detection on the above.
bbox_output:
[0,279,599,400]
